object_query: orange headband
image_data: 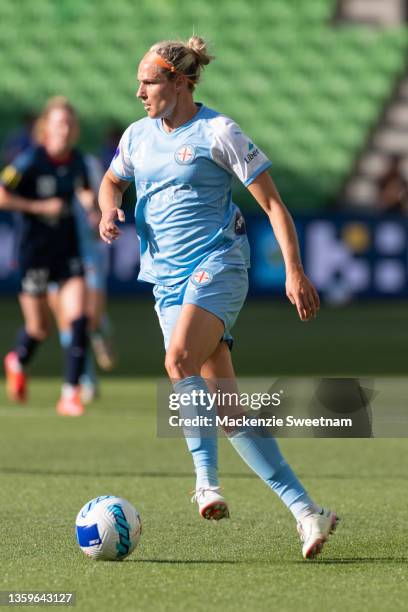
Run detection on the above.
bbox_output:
[153,55,196,86]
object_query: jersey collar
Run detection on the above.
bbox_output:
[156,103,205,136]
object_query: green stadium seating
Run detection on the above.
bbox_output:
[0,0,407,210]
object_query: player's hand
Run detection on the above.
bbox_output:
[77,188,96,211]
[286,267,320,321]
[35,197,64,217]
[99,207,125,244]
[87,207,101,231]
[0,187,9,209]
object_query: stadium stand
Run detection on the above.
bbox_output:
[0,0,407,210]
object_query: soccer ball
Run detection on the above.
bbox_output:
[75,495,142,561]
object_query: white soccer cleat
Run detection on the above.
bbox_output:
[191,487,230,521]
[297,508,339,560]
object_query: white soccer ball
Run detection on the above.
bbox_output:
[75,495,142,560]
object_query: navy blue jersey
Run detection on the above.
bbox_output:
[0,145,90,269]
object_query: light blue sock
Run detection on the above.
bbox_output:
[59,329,72,350]
[173,376,219,490]
[97,314,112,337]
[228,424,316,520]
[59,329,97,387]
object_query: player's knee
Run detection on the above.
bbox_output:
[26,320,51,341]
[165,347,199,379]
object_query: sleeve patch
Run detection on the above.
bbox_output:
[0,165,22,189]
[210,116,271,185]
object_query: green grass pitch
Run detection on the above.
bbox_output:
[1,297,408,377]
[1,299,408,610]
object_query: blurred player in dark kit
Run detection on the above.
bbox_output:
[0,96,93,416]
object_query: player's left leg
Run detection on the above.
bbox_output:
[55,276,88,416]
[48,285,97,405]
[5,291,52,402]
[202,341,339,559]
[85,250,116,372]
[87,287,116,372]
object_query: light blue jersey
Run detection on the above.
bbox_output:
[110,103,271,286]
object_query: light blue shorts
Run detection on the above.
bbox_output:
[153,259,249,351]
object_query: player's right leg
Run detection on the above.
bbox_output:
[55,275,88,416]
[202,341,339,559]
[4,286,51,402]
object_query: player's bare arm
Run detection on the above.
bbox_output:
[0,185,63,216]
[76,187,97,211]
[76,187,100,228]
[98,169,130,244]
[247,170,320,322]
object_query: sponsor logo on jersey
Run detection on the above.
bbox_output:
[37,175,57,197]
[244,142,259,164]
[191,268,213,286]
[175,144,196,165]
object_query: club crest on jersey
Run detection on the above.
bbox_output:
[175,144,196,165]
[191,268,213,286]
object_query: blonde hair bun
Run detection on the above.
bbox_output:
[150,36,214,89]
[187,36,213,66]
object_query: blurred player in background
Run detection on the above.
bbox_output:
[48,152,116,404]
[0,96,91,416]
[98,36,339,559]
[100,122,125,171]
[78,153,116,377]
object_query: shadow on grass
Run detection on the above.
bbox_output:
[129,559,240,564]
[127,557,408,565]
[297,557,408,565]
[0,467,255,478]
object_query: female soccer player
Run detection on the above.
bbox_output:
[73,154,116,377]
[48,152,115,404]
[98,37,339,559]
[0,96,91,416]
